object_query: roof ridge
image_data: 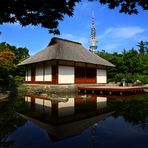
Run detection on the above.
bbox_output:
[50,37,82,45]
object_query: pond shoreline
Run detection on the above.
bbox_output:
[1,83,148,98]
[18,83,148,93]
[17,84,78,96]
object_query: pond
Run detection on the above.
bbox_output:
[0,93,148,148]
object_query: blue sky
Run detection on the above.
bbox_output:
[0,1,148,55]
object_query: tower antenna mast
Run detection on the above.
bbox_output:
[89,11,98,53]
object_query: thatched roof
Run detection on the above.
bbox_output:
[18,37,115,67]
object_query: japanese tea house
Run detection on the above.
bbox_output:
[18,37,114,84]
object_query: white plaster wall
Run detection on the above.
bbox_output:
[97,69,107,83]
[25,67,31,81]
[44,63,52,81]
[28,68,31,81]
[25,70,27,81]
[58,98,74,117]
[58,66,74,84]
[35,64,43,81]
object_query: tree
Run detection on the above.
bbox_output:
[0,48,16,86]
[0,42,30,86]
[0,42,30,65]
[0,0,80,34]
[97,41,148,83]
[0,0,147,34]
[122,48,142,74]
[0,48,15,68]
[144,41,148,55]
[98,0,148,14]
[137,41,145,55]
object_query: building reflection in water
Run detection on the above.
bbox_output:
[22,94,113,142]
[97,97,107,110]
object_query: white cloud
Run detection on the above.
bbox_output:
[100,26,145,39]
[115,27,145,38]
[59,26,147,53]
[60,33,88,45]
[77,37,88,45]
[60,33,75,39]
[97,26,147,53]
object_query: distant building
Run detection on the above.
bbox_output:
[89,11,97,53]
[18,37,114,84]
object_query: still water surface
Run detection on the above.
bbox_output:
[0,93,148,148]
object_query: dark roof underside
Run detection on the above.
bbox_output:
[18,37,115,67]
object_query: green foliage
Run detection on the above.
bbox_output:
[99,0,148,14]
[13,76,25,86]
[122,48,142,74]
[137,41,145,55]
[0,1,147,34]
[0,0,80,34]
[0,67,10,85]
[108,94,148,127]
[0,42,30,65]
[0,48,15,68]
[0,97,26,147]
[114,73,148,84]
[97,41,148,84]
[0,42,29,87]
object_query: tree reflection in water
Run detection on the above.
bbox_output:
[0,93,148,147]
[107,94,148,128]
[0,97,26,148]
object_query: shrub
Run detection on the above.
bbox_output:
[113,73,148,84]
[13,76,24,86]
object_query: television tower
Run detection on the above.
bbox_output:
[89,11,98,53]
